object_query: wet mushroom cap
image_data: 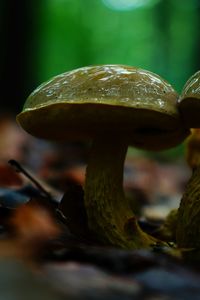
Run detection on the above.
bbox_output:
[178,70,200,128]
[17,65,189,150]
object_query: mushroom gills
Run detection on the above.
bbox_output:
[134,126,173,136]
[179,97,200,128]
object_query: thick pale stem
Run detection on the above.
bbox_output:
[84,136,156,248]
[176,167,200,249]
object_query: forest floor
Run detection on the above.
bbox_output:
[0,115,199,300]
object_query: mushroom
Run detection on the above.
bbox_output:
[178,70,200,128]
[17,65,189,249]
[176,70,200,256]
[176,130,200,255]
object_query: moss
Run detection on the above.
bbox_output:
[155,209,178,242]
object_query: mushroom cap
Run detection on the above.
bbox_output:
[17,65,189,151]
[178,70,200,128]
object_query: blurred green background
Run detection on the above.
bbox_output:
[1,0,200,113]
[1,0,200,159]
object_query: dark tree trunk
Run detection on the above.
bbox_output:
[1,0,39,113]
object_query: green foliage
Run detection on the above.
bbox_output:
[31,0,199,158]
[36,0,199,94]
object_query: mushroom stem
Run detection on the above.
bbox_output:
[84,136,156,248]
[176,166,200,250]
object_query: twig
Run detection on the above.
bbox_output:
[8,159,53,200]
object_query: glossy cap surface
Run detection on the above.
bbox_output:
[178,70,200,128]
[17,65,189,150]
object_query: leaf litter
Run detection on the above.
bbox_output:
[0,115,199,300]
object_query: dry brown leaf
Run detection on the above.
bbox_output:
[0,163,23,187]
